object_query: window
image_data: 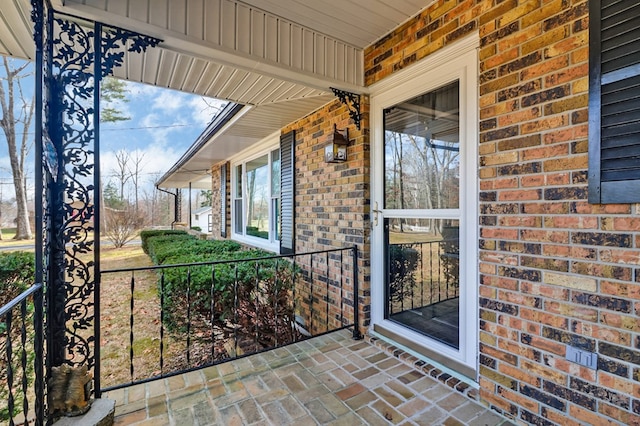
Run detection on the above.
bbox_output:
[589,0,640,203]
[232,148,281,249]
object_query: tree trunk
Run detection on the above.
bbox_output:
[0,58,33,240]
[4,120,31,240]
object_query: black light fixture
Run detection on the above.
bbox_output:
[324,124,349,163]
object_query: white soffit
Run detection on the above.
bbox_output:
[58,0,369,96]
[238,0,434,48]
[0,0,34,61]
[2,0,435,102]
[158,94,333,189]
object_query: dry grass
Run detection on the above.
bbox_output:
[99,245,186,388]
[0,228,34,249]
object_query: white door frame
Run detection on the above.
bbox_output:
[369,35,479,374]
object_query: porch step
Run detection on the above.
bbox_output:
[54,399,115,426]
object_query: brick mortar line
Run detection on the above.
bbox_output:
[365,334,480,402]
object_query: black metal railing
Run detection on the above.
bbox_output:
[99,246,360,393]
[388,240,459,315]
[0,283,45,426]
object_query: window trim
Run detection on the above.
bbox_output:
[230,138,281,252]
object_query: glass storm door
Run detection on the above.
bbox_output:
[383,81,462,348]
[371,42,478,372]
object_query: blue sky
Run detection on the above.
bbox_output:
[0,57,225,200]
[99,81,225,192]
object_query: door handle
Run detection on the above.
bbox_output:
[372,202,382,227]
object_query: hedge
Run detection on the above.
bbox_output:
[141,233,299,352]
[0,251,35,422]
[139,229,189,254]
[0,251,35,306]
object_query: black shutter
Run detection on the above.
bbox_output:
[220,163,227,238]
[280,130,295,254]
[589,0,640,203]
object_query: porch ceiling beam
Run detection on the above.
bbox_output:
[56,0,366,95]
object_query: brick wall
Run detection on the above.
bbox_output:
[282,99,371,335]
[209,162,229,239]
[365,0,640,425]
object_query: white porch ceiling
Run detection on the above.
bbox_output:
[0,0,434,187]
[0,0,33,60]
[1,0,434,97]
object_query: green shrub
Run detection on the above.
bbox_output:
[148,237,242,265]
[0,251,35,422]
[145,234,196,263]
[388,244,419,306]
[190,226,202,232]
[160,247,274,325]
[140,229,188,254]
[142,235,299,351]
[0,251,35,305]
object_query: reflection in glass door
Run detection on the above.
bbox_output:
[383,81,462,349]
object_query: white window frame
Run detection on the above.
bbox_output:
[370,36,479,375]
[230,135,281,252]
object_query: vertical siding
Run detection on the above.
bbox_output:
[99,0,363,86]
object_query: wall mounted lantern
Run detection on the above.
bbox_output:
[324,124,350,163]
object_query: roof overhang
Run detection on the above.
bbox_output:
[2,0,436,101]
[1,0,436,188]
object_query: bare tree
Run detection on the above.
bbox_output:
[146,171,173,227]
[128,151,145,214]
[104,206,138,248]
[114,149,131,201]
[0,57,34,240]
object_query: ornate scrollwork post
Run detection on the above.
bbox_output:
[32,0,160,411]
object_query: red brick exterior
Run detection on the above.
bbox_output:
[210,101,371,337]
[363,1,640,424]
[209,162,230,239]
[282,100,371,335]
[202,1,640,423]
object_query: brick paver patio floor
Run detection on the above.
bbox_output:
[105,330,513,425]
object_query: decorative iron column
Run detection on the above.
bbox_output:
[32,0,160,413]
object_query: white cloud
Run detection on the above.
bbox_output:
[151,90,186,113]
[139,113,172,145]
[188,97,227,126]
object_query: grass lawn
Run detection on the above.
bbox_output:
[0,228,35,249]
[1,230,184,388]
[99,244,186,388]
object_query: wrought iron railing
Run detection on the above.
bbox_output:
[0,283,45,426]
[388,240,459,315]
[99,246,360,393]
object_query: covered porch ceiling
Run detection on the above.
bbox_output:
[1,0,435,187]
